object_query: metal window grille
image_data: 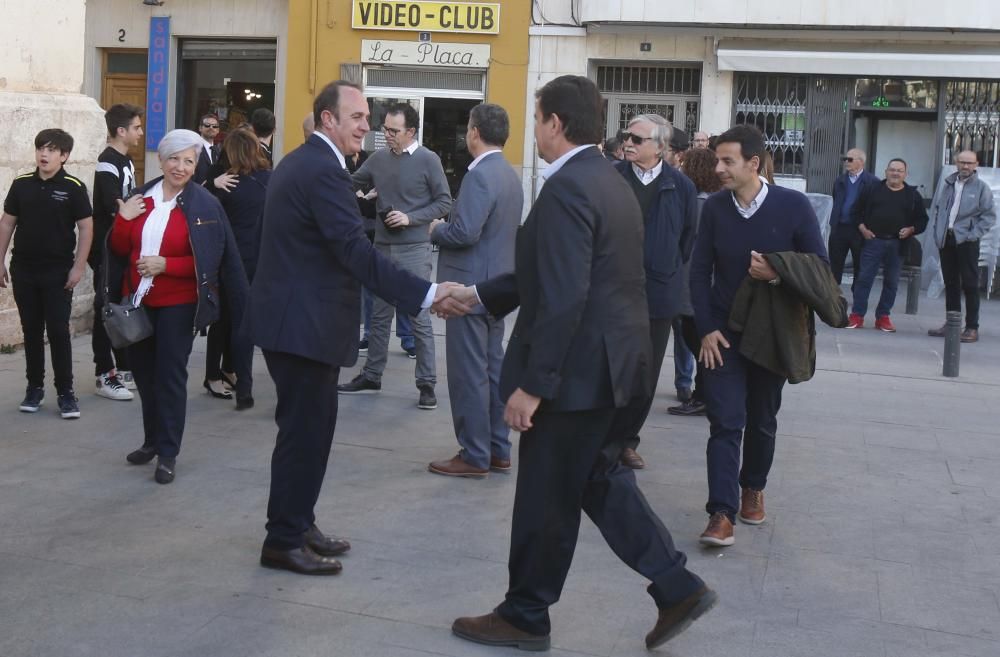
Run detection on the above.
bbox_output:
[596,65,701,95]
[733,73,809,176]
[943,80,1000,168]
[616,102,675,132]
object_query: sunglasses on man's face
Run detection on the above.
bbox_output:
[622,132,655,145]
[841,157,855,162]
[202,123,220,129]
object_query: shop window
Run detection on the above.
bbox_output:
[177,39,276,138]
[943,80,1000,167]
[733,73,809,177]
[854,79,938,110]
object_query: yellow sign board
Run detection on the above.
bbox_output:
[353,1,501,35]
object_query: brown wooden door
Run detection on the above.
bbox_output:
[101,50,148,185]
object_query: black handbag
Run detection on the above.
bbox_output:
[100,232,153,349]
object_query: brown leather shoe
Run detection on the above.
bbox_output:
[927,324,946,337]
[304,524,351,557]
[490,455,512,473]
[738,488,766,525]
[645,586,719,649]
[428,453,489,478]
[621,447,645,469]
[699,512,734,547]
[259,545,342,575]
[452,611,550,651]
[961,328,979,343]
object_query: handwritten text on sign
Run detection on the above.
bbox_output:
[361,40,490,68]
[353,1,500,35]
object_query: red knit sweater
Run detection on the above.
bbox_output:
[109,201,198,307]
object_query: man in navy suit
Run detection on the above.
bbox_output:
[438,76,715,651]
[247,81,453,575]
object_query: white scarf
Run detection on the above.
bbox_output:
[133,181,178,305]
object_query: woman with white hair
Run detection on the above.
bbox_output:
[109,129,248,484]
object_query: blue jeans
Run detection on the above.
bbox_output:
[362,286,414,349]
[851,238,902,318]
[671,316,694,392]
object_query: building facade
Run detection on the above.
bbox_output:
[284,0,530,198]
[83,0,289,184]
[530,0,1000,198]
[0,0,105,346]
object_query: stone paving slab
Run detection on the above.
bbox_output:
[0,283,999,656]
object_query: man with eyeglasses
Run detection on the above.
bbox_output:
[829,149,880,286]
[847,158,928,332]
[193,114,221,184]
[692,131,710,149]
[927,150,996,343]
[611,114,696,471]
[339,103,452,410]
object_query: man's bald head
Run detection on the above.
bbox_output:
[956,149,979,179]
[844,148,866,175]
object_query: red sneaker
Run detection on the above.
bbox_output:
[846,313,864,329]
[875,316,896,332]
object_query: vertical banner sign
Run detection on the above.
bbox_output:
[145,16,170,150]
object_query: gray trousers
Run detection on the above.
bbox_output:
[362,242,436,387]
[446,312,510,468]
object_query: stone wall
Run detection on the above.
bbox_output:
[0,0,107,347]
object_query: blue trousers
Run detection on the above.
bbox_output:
[672,316,694,392]
[851,238,902,318]
[703,334,785,519]
[128,303,197,459]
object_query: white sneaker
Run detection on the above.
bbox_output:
[96,372,134,401]
[118,370,136,390]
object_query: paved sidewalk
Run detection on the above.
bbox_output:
[1,286,999,657]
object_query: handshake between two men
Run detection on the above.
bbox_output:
[427,281,541,433]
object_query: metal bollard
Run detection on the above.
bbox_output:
[943,310,962,377]
[905,268,921,315]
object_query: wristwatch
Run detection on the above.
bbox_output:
[768,276,782,286]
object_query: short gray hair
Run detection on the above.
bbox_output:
[157,129,204,160]
[628,114,673,153]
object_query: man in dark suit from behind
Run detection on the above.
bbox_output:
[247,81,449,576]
[427,103,523,478]
[436,75,716,651]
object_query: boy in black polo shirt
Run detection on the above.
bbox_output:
[0,129,94,418]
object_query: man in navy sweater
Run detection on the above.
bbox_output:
[690,125,827,547]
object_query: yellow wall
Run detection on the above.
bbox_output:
[283,0,530,166]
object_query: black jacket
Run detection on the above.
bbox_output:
[613,160,697,320]
[477,147,652,410]
[728,252,847,384]
[247,134,430,366]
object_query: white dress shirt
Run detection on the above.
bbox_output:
[631,160,663,186]
[732,181,769,219]
[468,149,502,171]
[202,138,214,163]
[947,178,967,230]
[540,144,594,181]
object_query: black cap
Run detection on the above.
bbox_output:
[670,128,689,152]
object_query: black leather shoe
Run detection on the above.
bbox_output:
[260,544,343,575]
[126,446,156,465]
[235,395,255,411]
[645,586,718,649]
[154,458,175,484]
[304,524,351,557]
